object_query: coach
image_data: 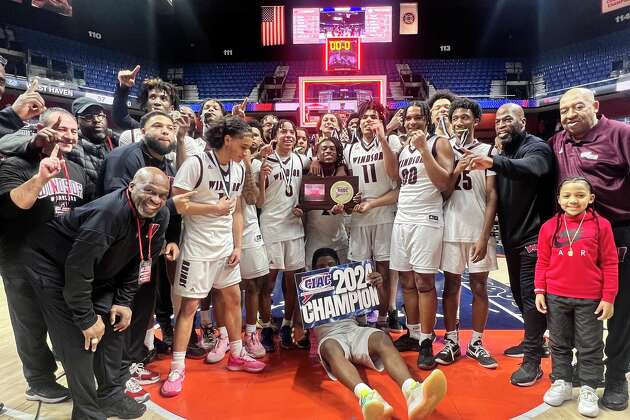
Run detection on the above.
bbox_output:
[548,88,630,411]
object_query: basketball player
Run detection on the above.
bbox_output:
[161,116,265,398]
[390,101,454,370]
[427,90,457,138]
[344,100,401,331]
[252,119,308,351]
[435,98,498,369]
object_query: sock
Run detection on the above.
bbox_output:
[445,330,459,344]
[419,332,433,343]
[229,340,243,357]
[171,351,186,371]
[471,330,483,345]
[246,324,257,334]
[377,315,388,325]
[402,378,419,396]
[281,319,293,328]
[144,329,155,351]
[219,326,228,339]
[200,310,213,327]
[262,321,271,328]
[353,383,372,399]
[407,323,421,340]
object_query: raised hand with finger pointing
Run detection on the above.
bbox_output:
[117,65,141,88]
[12,79,46,121]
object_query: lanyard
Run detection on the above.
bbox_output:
[60,160,72,204]
[274,152,294,195]
[207,149,232,198]
[126,189,159,262]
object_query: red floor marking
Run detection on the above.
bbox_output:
[145,330,550,419]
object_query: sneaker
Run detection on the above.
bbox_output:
[394,331,420,352]
[466,341,498,369]
[296,330,310,350]
[160,369,185,398]
[227,348,266,373]
[199,326,218,350]
[601,380,629,411]
[543,380,573,406]
[124,378,150,403]
[359,389,394,420]
[417,338,436,370]
[261,327,275,352]
[405,370,447,420]
[206,336,229,363]
[186,343,207,360]
[100,394,147,419]
[504,342,524,358]
[129,363,160,385]
[510,363,543,387]
[154,336,171,355]
[435,338,460,365]
[577,386,599,417]
[280,325,296,349]
[387,310,403,332]
[25,382,71,404]
[244,331,266,358]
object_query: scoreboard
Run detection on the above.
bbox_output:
[325,37,361,72]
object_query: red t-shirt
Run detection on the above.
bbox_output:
[534,210,619,303]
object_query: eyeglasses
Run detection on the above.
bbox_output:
[79,112,107,122]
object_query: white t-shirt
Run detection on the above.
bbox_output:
[242,197,264,250]
[343,135,401,227]
[443,139,497,242]
[174,152,245,261]
[252,152,306,243]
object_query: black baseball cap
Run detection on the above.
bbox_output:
[72,97,104,116]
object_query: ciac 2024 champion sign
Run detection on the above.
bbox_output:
[295,260,380,328]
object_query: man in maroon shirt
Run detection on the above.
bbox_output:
[548,87,630,411]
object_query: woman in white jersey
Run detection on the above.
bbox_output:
[252,119,308,351]
[161,116,265,398]
[389,101,455,370]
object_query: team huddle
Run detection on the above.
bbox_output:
[0,59,628,420]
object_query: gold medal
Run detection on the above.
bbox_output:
[567,249,573,257]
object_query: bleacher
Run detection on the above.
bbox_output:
[183,62,277,99]
[532,28,630,94]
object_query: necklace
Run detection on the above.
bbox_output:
[562,212,587,257]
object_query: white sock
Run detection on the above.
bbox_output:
[419,332,433,343]
[246,324,257,334]
[171,351,186,371]
[402,378,419,396]
[262,321,271,328]
[281,319,293,328]
[200,310,212,327]
[353,383,372,399]
[471,330,483,345]
[445,330,459,344]
[229,340,243,357]
[144,329,155,351]
[219,326,228,339]
[377,315,388,324]
[407,323,421,340]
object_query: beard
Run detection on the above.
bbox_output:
[498,128,524,149]
[145,133,175,156]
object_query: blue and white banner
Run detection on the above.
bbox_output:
[296,260,380,329]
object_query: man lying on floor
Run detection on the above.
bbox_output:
[310,247,447,420]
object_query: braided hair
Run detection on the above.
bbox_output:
[551,176,599,248]
[315,136,346,174]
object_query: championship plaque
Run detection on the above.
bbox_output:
[300,175,359,211]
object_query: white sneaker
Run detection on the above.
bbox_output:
[543,380,573,406]
[405,370,447,420]
[578,386,599,418]
[359,389,394,420]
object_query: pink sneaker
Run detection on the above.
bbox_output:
[160,369,184,398]
[244,332,266,359]
[205,336,229,364]
[227,349,266,373]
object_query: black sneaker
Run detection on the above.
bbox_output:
[186,343,207,359]
[154,336,171,355]
[387,310,403,332]
[601,380,629,411]
[417,338,437,370]
[504,342,524,358]
[296,330,310,349]
[435,338,460,365]
[25,382,71,404]
[280,325,296,349]
[510,363,543,387]
[394,331,420,352]
[466,341,498,369]
[100,395,146,419]
[261,327,275,352]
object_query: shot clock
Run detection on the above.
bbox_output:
[325,37,361,72]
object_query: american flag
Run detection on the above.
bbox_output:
[261,5,285,46]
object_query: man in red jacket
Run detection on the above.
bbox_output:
[548,87,630,411]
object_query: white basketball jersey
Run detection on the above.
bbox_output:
[394,138,444,227]
[242,197,264,250]
[252,153,306,243]
[343,135,401,227]
[174,152,244,261]
[443,139,496,242]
